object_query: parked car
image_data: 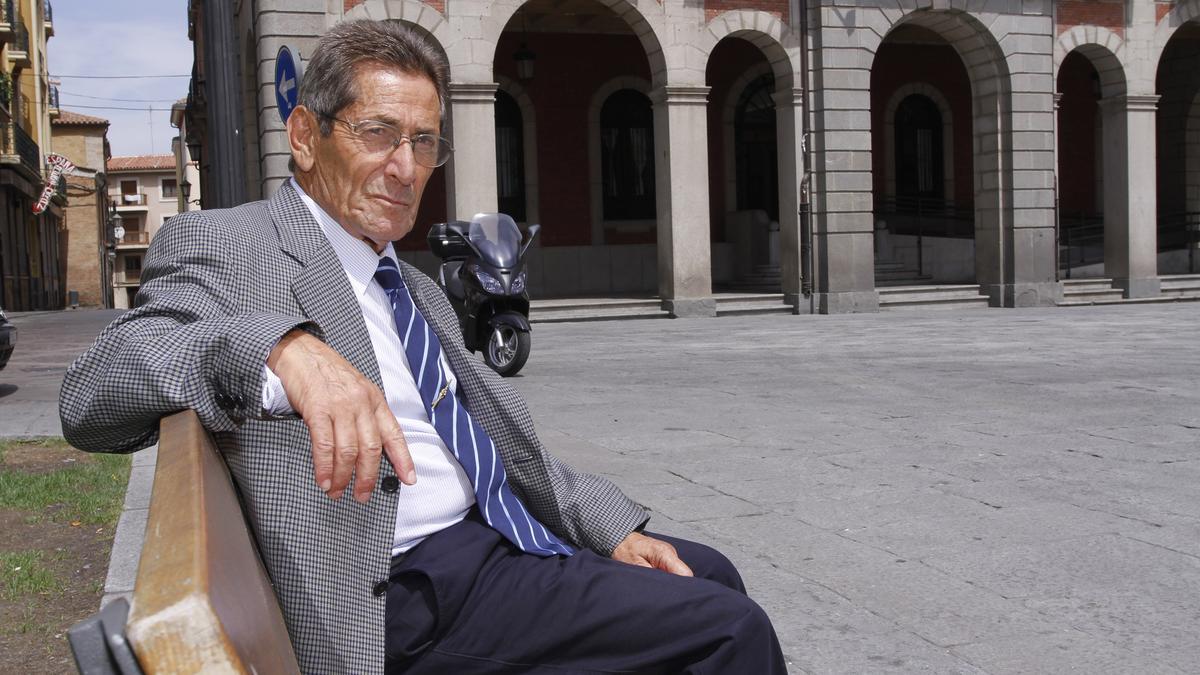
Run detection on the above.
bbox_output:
[0,306,15,371]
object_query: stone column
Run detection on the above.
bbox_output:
[446,82,499,220]
[1100,94,1161,298]
[774,87,806,312]
[651,85,714,318]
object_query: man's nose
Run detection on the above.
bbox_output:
[384,141,418,184]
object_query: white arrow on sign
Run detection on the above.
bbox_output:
[278,76,296,101]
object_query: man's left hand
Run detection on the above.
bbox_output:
[612,532,693,577]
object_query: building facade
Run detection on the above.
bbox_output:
[183,0,1200,315]
[107,155,186,309]
[0,0,64,311]
[51,109,112,308]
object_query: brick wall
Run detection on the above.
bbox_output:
[704,0,788,24]
[1057,0,1125,36]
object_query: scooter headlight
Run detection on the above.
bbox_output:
[511,271,527,295]
[472,267,504,295]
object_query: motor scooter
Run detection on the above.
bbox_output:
[427,213,540,377]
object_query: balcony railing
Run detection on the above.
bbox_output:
[42,0,51,24]
[48,85,58,111]
[5,120,40,177]
[119,231,150,246]
[9,21,28,63]
[0,0,12,32]
[117,192,148,206]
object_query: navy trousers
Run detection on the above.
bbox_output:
[385,509,786,674]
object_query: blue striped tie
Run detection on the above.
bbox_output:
[374,256,574,557]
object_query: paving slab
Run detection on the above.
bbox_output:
[8,304,1200,673]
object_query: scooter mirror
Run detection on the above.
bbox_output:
[520,224,541,258]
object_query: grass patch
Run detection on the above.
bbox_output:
[0,551,58,601]
[0,439,131,527]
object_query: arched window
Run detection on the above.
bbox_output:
[494,90,526,222]
[600,89,655,220]
[734,73,778,220]
[894,94,943,198]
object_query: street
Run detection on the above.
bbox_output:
[4,304,1200,673]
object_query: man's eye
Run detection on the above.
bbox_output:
[413,135,438,150]
[361,126,391,139]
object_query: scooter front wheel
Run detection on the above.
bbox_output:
[484,323,531,376]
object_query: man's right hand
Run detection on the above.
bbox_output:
[266,329,415,502]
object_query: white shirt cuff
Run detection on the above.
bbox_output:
[261,364,294,416]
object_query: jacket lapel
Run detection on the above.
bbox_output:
[268,182,383,389]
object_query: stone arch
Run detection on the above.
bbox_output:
[587,76,652,245]
[701,10,797,90]
[1055,30,1128,99]
[870,8,1015,297]
[1152,0,1200,82]
[882,83,956,201]
[495,75,540,225]
[484,1,668,88]
[342,0,451,47]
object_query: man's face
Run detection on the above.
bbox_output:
[297,62,441,247]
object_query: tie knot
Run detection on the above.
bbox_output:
[374,256,405,292]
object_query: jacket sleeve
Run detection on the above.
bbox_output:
[59,211,315,454]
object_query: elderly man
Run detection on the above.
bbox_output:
[61,19,785,674]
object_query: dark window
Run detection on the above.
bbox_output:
[734,73,778,221]
[161,178,178,199]
[895,94,944,198]
[600,89,655,221]
[494,91,526,222]
[124,255,142,272]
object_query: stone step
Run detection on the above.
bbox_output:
[1062,290,1125,302]
[879,284,991,310]
[880,297,993,311]
[530,297,666,323]
[1057,295,1200,307]
[1061,279,1117,292]
[715,294,792,317]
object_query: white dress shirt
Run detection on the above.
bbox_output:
[262,179,475,555]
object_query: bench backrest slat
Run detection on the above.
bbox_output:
[126,410,300,673]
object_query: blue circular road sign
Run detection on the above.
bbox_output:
[275,45,304,123]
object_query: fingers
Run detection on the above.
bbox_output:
[377,399,416,485]
[308,414,335,493]
[352,408,384,503]
[327,405,360,500]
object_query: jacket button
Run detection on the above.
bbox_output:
[372,580,388,597]
[381,476,400,493]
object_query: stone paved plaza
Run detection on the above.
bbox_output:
[3,304,1199,673]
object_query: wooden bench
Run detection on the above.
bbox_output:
[69,411,300,673]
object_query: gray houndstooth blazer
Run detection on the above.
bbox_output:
[59,181,649,673]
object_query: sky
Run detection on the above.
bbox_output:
[49,0,193,158]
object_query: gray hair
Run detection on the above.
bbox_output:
[297,20,449,135]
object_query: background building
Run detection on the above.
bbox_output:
[51,109,112,308]
[0,0,64,311]
[183,0,1200,315]
[106,154,183,309]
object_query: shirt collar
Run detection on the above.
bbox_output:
[291,178,397,298]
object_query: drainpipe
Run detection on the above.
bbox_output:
[202,0,247,208]
[798,0,815,312]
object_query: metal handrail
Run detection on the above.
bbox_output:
[873,195,975,277]
[1057,211,1104,280]
[1157,211,1200,274]
[42,0,51,23]
[2,0,12,25]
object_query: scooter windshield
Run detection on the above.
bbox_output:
[467,214,523,268]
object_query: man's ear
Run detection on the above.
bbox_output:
[287,106,319,173]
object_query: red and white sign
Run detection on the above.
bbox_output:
[33,153,76,214]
